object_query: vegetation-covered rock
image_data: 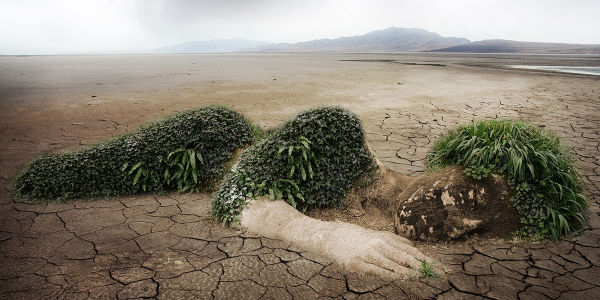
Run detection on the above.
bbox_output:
[212,106,374,225]
[427,119,587,239]
[11,105,255,202]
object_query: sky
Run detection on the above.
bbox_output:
[1,0,599,55]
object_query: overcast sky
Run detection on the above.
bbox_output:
[1,0,599,55]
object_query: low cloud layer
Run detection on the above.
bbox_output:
[1,0,599,54]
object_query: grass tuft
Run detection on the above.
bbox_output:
[410,260,441,280]
[427,119,587,240]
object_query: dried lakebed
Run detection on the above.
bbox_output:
[1,53,599,299]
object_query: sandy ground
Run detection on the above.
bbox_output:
[1,53,600,298]
[2,53,598,178]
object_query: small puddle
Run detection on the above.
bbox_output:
[509,65,600,76]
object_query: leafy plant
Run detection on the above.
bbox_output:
[463,165,495,180]
[212,106,374,225]
[258,136,320,207]
[164,147,204,192]
[279,136,318,182]
[11,105,255,202]
[413,260,441,280]
[121,161,160,192]
[427,119,587,240]
[511,182,551,240]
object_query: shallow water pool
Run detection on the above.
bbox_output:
[510,65,600,76]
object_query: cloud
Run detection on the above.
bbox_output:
[131,0,321,44]
[1,0,599,54]
[0,0,151,54]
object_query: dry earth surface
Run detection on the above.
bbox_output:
[1,53,599,299]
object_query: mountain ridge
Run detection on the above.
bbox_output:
[430,39,600,54]
[250,27,471,52]
[131,28,600,54]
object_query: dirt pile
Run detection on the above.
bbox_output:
[308,165,520,242]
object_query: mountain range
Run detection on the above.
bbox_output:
[430,39,600,54]
[142,27,600,54]
[250,27,470,52]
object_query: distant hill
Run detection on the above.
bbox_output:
[431,39,600,54]
[149,38,271,54]
[249,27,470,52]
[125,29,600,55]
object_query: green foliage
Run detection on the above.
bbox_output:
[250,123,270,140]
[212,106,374,225]
[427,119,588,240]
[164,147,204,192]
[419,260,440,279]
[11,105,254,202]
[511,182,551,240]
[122,161,160,192]
[463,164,495,180]
[410,260,441,280]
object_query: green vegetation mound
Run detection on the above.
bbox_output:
[11,105,254,202]
[427,119,587,239]
[212,106,374,225]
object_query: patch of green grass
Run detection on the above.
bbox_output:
[411,260,441,280]
[427,119,587,240]
[11,105,255,202]
[212,106,374,225]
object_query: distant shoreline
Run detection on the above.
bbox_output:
[509,65,600,76]
[3,51,600,58]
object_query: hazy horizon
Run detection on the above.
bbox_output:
[2,0,600,55]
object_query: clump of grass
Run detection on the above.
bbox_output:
[410,260,441,280]
[212,106,374,225]
[427,119,587,240]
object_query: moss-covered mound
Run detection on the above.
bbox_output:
[212,106,374,225]
[11,105,255,202]
[427,119,587,239]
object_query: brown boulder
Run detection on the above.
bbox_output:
[394,166,520,241]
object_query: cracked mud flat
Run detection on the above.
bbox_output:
[1,53,599,299]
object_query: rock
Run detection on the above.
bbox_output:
[394,166,519,241]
